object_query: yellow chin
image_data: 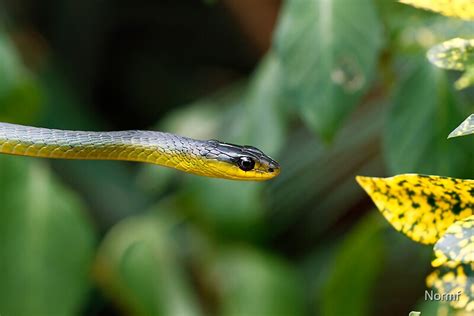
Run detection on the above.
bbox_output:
[195,160,280,181]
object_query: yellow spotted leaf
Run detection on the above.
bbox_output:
[356,174,474,245]
[399,0,474,20]
[426,263,474,311]
[427,38,474,71]
[449,114,474,138]
[432,216,474,267]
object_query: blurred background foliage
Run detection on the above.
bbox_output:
[0,0,473,315]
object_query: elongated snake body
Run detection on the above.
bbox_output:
[0,122,279,181]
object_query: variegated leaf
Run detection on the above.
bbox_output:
[432,215,474,267]
[400,0,474,20]
[449,114,474,138]
[426,263,474,311]
[427,38,474,71]
[356,174,474,244]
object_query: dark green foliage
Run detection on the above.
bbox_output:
[0,156,95,316]
[385,59,474,178]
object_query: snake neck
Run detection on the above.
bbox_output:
[0,122,209,173]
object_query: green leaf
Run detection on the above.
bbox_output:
[274,0,383,140]
[95,211,203,316]
[449,114,474,138]
[386,12,474,55]
[384,59,474,178]
[211,247,305,316]
[180,179,266,240]
[399,0,474,20]
[0,33,42,123]
[321,214,384,316]
[239,52,287,156]
[0,156,95,316]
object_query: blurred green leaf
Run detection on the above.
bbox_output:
[266,100,387,247]
[274,0,383,140]
[0,33,42,123]
[237,52,287,156]
[199,52,286,156]
[95,211,203,316]
[0,156,95,316]
[399,0,474,20]
[211,247,305,316]
[321,214,384,316]
[371,229,431,315]
[180,180,265,240]
[301,243,341,314]
[0,34,24,96]
[384,59,474,178]
[387,13,474,55]
[449,114,474,138]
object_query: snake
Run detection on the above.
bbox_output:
[0,122,280,181]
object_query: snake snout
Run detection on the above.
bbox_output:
[267,160,280,174]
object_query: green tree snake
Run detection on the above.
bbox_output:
[0,122,280,181]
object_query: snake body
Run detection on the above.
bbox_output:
[0,122,279,181]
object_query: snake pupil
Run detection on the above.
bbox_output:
[238,157,255,171]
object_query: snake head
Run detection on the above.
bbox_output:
[204,140,280,181]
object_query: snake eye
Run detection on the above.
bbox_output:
[237,156,255,171]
